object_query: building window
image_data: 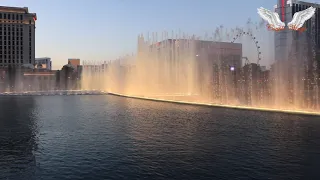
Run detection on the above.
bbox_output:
[20,60,23,63]
[4,14,6,19]
[20,15,22,20]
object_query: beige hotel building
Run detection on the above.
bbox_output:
[0,6,36,67]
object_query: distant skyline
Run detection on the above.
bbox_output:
[2,0,320,69]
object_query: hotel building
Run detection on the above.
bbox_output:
[274,0,320,63]
[0,6,36,67]
[273,0,320,107]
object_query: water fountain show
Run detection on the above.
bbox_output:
[80,19,320,115]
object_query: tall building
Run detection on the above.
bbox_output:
[274,0,320,62]
[35,57,52,70]
[273,0,320,108]
[0,6,37,67]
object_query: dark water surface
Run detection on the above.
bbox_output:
[0,95,320,180]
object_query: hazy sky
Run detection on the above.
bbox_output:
[2,0,319,69]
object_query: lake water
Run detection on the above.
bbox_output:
[0,95,320,180]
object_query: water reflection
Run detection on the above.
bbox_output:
[116,97,320,179]
[0,95,320,179]
[0,97,38,180]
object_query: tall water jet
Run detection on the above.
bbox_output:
[81,22,320,114]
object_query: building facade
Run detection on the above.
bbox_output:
[273,0,320,108]
[274,0,320,62]
[0,6,36,67]
[35,57,52,70]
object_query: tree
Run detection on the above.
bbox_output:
[55,70,61,90]
[61,64,75,90]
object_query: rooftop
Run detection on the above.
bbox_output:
[0,6,37,20]
[35,57,51,60]
[286,0,320,7]
[0,6,29,13]
[155,39,242,46]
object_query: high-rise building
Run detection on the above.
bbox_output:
[0,6,37,67]
[273,0,320,108]
[274,0,320,62]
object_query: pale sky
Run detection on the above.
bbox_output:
[2,0,320,69]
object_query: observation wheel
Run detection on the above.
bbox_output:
[231,31,262,65]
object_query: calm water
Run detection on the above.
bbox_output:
[0,95,320,180]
